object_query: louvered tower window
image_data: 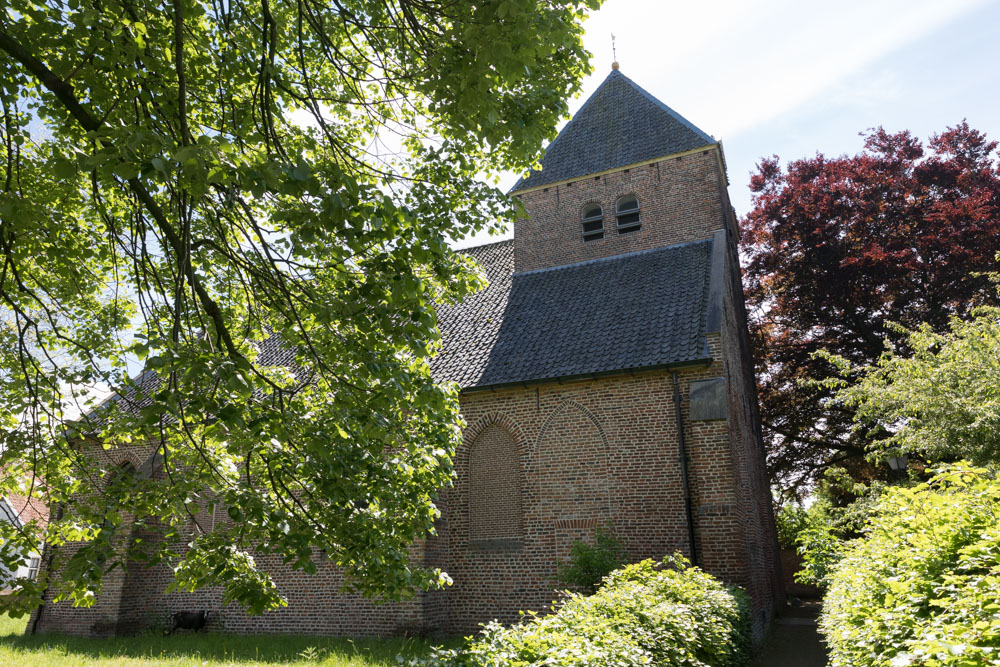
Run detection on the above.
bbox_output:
[616,195,641,233]
[581,203,604,241]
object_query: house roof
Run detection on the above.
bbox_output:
[512,69,716,192]
[1,487,50,530]
[429,237,715,389]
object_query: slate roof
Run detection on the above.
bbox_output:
[512,70,716,192]
[429,238,714,389]
[82,237,714,422]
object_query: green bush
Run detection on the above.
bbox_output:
[821,464,1000,667]
[556,525,626,593]
[774,501,808,550]
[793,467,889,588]
[416,556,751,667]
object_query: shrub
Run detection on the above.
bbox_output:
[793,467,889,588]
[821,464,1000,667]
[416,556,751,667]
[774,501,808,550]
[556,525,626,593]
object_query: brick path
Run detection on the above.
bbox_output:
[754,600,827,667]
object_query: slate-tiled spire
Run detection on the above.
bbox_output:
[512,69,715,192]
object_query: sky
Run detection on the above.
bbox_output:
[456,0,1000,247]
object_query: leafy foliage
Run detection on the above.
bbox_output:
[773,501,808,551]
[821,465,1000,667]
[741,124,1000,491]
[0,0,600,614]
[792,467,889,588]
[414,556,752,667]
[556,524,625,593]
[825,303,1000,466]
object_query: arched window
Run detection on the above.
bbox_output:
[469,424,522,541]
[581,203,604,242]
[616,195,641,234]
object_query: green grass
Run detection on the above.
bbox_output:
[0,613,457,666]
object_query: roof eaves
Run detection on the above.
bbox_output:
[460,356,715,394]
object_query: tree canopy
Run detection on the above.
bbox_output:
[741,124,1000,492]
[824,301,1000,467]
[0,0,600,615]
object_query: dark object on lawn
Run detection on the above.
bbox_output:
[163,610,212,635]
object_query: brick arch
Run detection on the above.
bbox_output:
[534,399,610,453]
[534,399,612,522]
[466,422,523,541]
[106,451,143,475]
[460,411,528,460]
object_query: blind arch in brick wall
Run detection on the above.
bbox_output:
[464,414,526,541]
[534,399,612,522]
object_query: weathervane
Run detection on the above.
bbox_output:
[611,33,619,70]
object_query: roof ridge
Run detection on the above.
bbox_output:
[613,71,716,146]
[511,70,717,192]
[513,236,714,277]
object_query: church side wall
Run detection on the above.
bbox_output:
[31,344,773,641]
[443,352,748,634]
[513,147,724,273]
[717,215,784,638]
[30,444,408,638]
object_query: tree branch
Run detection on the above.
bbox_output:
[0,26,241,359]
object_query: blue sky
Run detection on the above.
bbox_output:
[458,0,1000,246]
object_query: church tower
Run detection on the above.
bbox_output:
[431,68,784,641]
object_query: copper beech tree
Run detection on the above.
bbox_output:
[0,0,600,615]
[741,124,1000,492]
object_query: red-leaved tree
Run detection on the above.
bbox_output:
[741,123,1000,492]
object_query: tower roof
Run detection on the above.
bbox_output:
[512,70,716,192]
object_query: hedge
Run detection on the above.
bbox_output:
[821,464,1000,667]
[413,556,751,667]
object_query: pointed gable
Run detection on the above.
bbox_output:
[512,70,715,192]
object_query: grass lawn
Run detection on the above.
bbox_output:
[0,612,457,666]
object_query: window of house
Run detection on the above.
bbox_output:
[616,195,641,233]
[581,203,604,241]
[27,556,40,579]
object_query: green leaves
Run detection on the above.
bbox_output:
[832,302,1000,466]
[821,465,1000,667]
[0,0,598,618]
[416,556,751,667]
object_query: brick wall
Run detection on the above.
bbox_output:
[438,351,777,636]
[31,357,779,641]
[514,147,725,273]
[716,218,785,637]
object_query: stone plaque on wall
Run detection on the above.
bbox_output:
[690,377,727,421]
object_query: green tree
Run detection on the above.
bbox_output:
[0,0,600,615]
[822,302,1000,467]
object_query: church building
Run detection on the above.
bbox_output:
[30,67,782,640]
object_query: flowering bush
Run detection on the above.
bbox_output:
[411,555,751,666]
[821,464,1000,666]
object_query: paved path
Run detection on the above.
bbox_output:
[754,601,828,667]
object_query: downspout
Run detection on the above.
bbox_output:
[672,371,698,566]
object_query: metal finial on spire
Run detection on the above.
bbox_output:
[611,33,619,70]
